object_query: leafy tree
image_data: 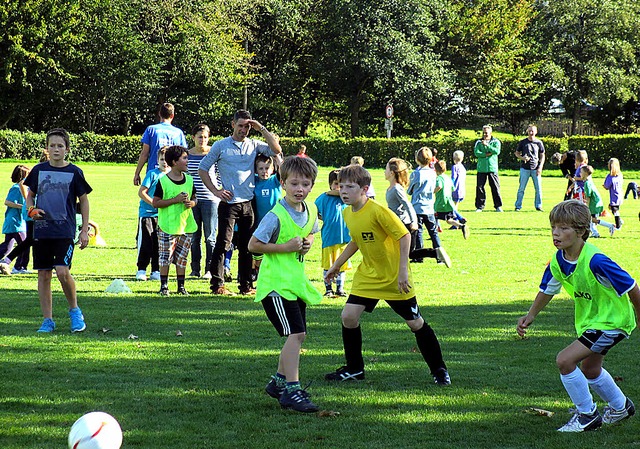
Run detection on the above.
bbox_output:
[439,0,559,134]
[310,0,452,137]
[535,0,640,134]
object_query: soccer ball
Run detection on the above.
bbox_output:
[68,412,123,449]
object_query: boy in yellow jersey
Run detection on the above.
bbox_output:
[248,156,322,413]
[152,146,197,296]
[517,200,640,432]
[324,164,450,385]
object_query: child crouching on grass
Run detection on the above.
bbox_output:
[248,156,322,413]
[517,200,640,432]
[152,146,197,296]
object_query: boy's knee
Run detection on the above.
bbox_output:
[556,353,576,374]
[341,312,359,329]
[288,332,306,344]
[406,317,424,332]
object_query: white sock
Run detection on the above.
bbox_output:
[588,368,626,410]
[561,368,596,414]
[590,222,599,235]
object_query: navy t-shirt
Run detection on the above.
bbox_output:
[24,162,92,240]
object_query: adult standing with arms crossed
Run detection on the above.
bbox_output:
[514,124,546,211]
[474,125,503,212]
[198,110,282,295]
[133,103,187,186]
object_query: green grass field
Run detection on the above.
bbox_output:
[1,161,640,448]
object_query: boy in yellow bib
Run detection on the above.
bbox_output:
[248,156,322,413]
[324,164,450,386]
[517,200,640,432]
[152,146,197,296]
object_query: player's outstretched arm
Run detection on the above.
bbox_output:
[517,291,553,337]
[325,241,358,283]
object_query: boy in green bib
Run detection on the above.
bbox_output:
[152,146,197,296]
[517,200,640,432]
[248,156,322,413]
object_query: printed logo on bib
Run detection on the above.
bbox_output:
[575,291,593,300]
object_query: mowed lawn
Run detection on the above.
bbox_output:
[1,160,640,449]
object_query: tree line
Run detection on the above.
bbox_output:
[1,0,639,138]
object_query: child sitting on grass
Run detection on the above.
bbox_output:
[517,200,640,432]
[248,156,322,413]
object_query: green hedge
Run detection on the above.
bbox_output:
[0,130,636,170]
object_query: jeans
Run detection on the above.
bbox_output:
[515,168,542,210]
[415,214,442,253]
[190,199,218,274]
[208,201,254,290]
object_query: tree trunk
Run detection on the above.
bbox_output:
[571,101,580,136]
[349,94,360,138]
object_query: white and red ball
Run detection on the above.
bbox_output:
[68,412,122,449]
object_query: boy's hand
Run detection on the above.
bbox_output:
[175,192,189,204]
[324,266,338,284]
[300,237,312,256]
[516,315,533,337]
[28,208,46,220]
[284,236,304,252]
[398,271,411,293]
[78,229,89,249]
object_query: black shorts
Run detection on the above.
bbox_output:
[33,239,75,270]
[435,211,456,221]
[578,329,626,355]
[261,295,307,336]
[346,294,422,321]
[609,205,620,213]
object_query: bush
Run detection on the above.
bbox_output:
[568,135,640,169]
[0,129,634,170]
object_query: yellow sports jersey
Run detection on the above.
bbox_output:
[343,199,413,300]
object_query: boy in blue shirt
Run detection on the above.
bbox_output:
[251,154,282,278]
[0,165,29,274]
[136,147,169,281]
[517,200,640,432]
[24,129,92,333]
[314,169,351,296]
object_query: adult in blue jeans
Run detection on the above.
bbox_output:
[514,125,545,211]
[188,124,220,278]
[198,110,281,295]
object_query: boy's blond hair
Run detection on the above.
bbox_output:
[576,150,588,164]
[280,155,317,183]
[350,156,365,166]
[452,150,464,164]
[387,158,410,188]
[608,158,621,176]
[339,164,371,188]
[549,200,591,241]
[415,147,432,166]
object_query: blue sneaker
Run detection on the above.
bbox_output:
[37,318,56,333]
[69,307,86,332]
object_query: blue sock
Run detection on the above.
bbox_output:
[273,373,286,387]
[286,381,301,393]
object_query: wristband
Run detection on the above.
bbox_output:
[259,125,266,133]
[28,207,38,218]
